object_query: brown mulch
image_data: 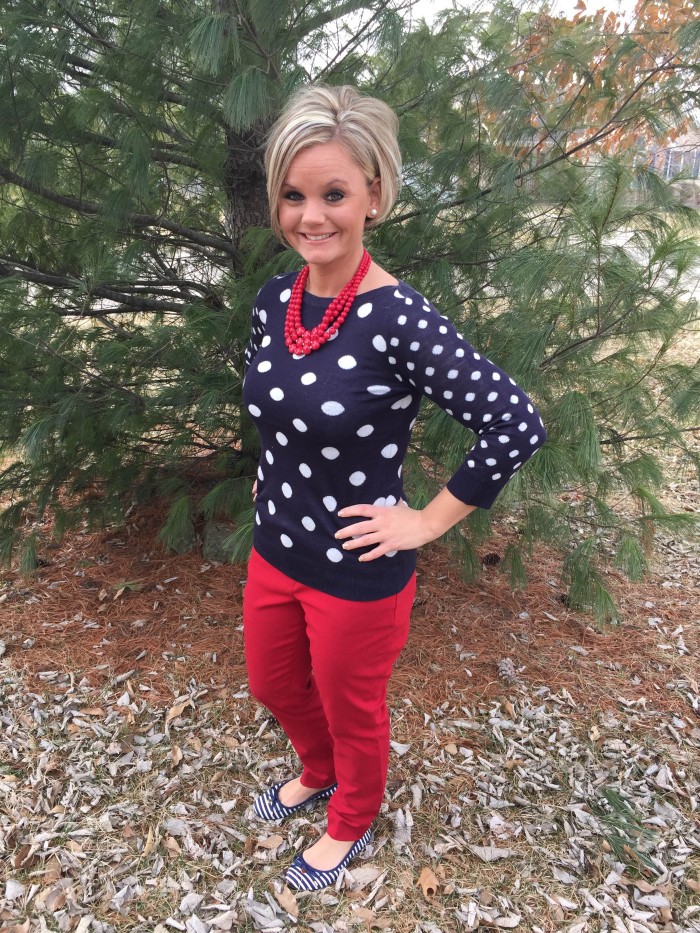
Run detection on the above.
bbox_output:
[1,501,696,717]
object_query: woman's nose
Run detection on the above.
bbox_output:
[302,198,326,224]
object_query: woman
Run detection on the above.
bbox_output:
[242,84,545,892]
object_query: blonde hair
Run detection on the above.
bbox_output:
[265,84,402,243]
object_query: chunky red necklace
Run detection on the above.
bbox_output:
[284,249,372,355]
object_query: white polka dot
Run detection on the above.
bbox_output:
[509,377,516,385]
[486,458,497,466]
[405,297,413,306]
[386,550,398,558]
[509,450,520,458]
[446,408,453,415]
[261,335,271,348]
[418,320,428,329]
[265,450,274,465]
[292,353,304,360]
[492,473,502,481]
[323,496,337,511]
[493,373,501,381]
[519,422,527,431]
[258,309,267,323]
[386,495,397,506]
[463,412,472,421]
[448,370,458,379]
[467,459,475,468]
[456,348,465,358]
[398,315,407,325]
[258,360,271,373]
[349,471,366,486]
[389,356,396,365]
[248,404,261,417]
[322,401,345,416]
[282,483,293,498]
[270,387,284,401]
[410,341,420,351]
[390,338,399,347]
[465,392,475,402]
[293,418,307,432]
[301,372,317,385]
[327,548,343,562]
[471,371,481,381]
[527,403,533,413]
[392,395,412,410]
[407,362,415,371]
[393,289,403,299]
[321,447,340,460]
[338,355,357,369]
[510,394,519,404]
[397,464,403,477]
[299,463,312,477]
[357,302,373,318]
[257,466,264,481]
[480,440,488,448]
[425,386,432,395]
[502,413,512,421]
[487,392,498,402]
[425,366,435,376]
[368,385,390,395]
[280,533,293,548]
[381,444,398,458]
[373,335,387,352]
[280,288,291,302]
[302,516,316,532]
[276,432,288,446]
[444,391,453,400]
[357,424,374,437]
[530,434,539,444]
[432,345,443,355]
[373,496,386,506]
[514,462,522,469]
[255,512,261,525]
[473,352,481,360]
[498,435,510,444]
[268,500,276,515]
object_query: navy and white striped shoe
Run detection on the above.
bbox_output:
[253,779,337,821]
[284,828,374,892]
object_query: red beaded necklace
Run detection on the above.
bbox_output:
[284,248,372,356]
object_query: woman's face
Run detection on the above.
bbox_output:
[278,140,380,282]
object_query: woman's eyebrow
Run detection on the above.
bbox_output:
[281,178,348,188]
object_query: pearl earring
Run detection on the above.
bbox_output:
[370,209,378,217]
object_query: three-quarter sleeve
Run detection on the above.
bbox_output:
[389,291,546,509]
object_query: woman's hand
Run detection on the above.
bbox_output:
[252,479,258,501]
[335,488,477,562]
[334,500,436,562]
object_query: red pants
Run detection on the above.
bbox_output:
[243,548,416,840]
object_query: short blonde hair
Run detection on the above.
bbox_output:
[265,84,402,243]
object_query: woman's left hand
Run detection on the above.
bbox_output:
[334,501,437,562]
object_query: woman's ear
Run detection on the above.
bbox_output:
[368,176,381,218]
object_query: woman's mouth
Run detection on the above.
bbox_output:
[301,233,336,241]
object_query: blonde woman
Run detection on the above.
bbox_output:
[242,84,545,891]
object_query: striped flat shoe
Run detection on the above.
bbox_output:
[284,828,374,892]
[253,779,337,821]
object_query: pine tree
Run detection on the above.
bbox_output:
[0,0,698,620]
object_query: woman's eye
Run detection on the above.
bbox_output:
[326,190,344,202]
[283,191,303,201]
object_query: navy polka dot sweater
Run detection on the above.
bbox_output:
[243,273,546,601]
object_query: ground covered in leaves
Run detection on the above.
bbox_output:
[1,493,699,932]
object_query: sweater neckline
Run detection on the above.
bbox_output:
[302,280,404,304]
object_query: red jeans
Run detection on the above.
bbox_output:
[243,547,416,840]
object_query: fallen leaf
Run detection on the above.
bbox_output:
[164,836,181,856]
[41,855,62,884]
[171,745,183,766]
[257,834,284,850]
[504,759,525,770]
[417,866,439,898]
[142,826,156,857]
[468,845,516,862]
[273,884,298,919]
[166,699,192,724]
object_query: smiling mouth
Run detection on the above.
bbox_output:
[301,233,336,241]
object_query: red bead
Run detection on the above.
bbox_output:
[284,249,372,356]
